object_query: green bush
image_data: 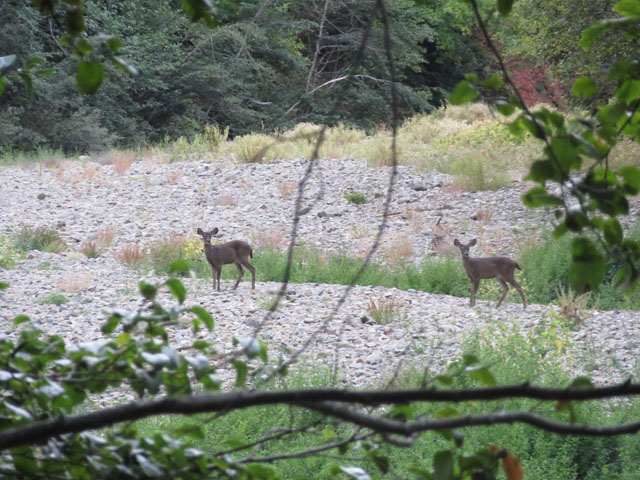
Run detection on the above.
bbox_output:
[13,225,66,253]
[37,292,69,305]
[344,191,367,205]
[0,234,19,268]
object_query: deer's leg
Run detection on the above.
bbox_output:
[233,261,244,289]
[211,266,216,290]
[497,279,509,308]
[240,257,256,289]
[508,277,527,308]
[470,279,479,307]
[216,267,222,292]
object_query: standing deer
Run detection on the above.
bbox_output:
[197,227,255,292]
[454,238,526,308]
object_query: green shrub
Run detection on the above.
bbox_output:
[344,191,367,204]
[0,234,19,268]
[13,225,66,253]
[37,292,69,305]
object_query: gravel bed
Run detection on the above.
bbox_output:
[1,157,639,399]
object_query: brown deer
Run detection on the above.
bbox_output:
[454,238,526,308]
[197,227,255,292]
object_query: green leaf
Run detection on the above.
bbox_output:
[74,39,94,56]
[232,359,247,386]
[168,259,189,275]
[449,80,477,105]
[464,73,478,84]
[569,237,606,291]
[470,367,497,386]
[76,60,103,94]
[13,315,29,325]
[35,68,55,77]
[0,55,16,72]
[614,0,640,18]
[481,75,503,91]
[526,160,559,183]
[462,353,479,366]
[604,218,623,244]
[497,0,514,16]
[435,374,454,386]
[495,100,515,116]
[614,264,639,291]
[0,77,4,96]
[187,306,214,330]
[570,376,594,389]
[616,79,640,103]
[66,9,85,36]
[552,223,568,239]
[166,278,186,304]
[116,332,131,345]
[433,450,454,480]
[0,281,8,290]
[25,57,44,69]
[181,0,218,26]
[102,315,120,334]
[435,406,461,418]
[372,454,390,474]
[139,282,157,301]
[572,77,598,99]
[522,186,563,208]
[19,73,33,103]
[106,37,121,51]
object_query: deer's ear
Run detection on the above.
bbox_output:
[470,238,477,246]
[212,227,219,235]
[197,228,203,235]
[453,239,460,247]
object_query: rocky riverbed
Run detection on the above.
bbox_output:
[1,156,639,399]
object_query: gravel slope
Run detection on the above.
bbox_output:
[1,157,639,396]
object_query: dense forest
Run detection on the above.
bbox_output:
[0,0,630,153]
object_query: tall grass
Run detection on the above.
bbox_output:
[519,230,640,310]
[134,323,640,479]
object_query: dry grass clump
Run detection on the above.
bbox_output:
[113,152,136,175]
[402,205,423,232]
[609,137,640,169]
[276,180,297,199]
[556,285,593,324]
[440,103,494,123]
[81,227,117,258]
[165,167,183,184]
[352,132,396,167]
[367,295,404,324]
[385,234,414,266]
[114,244,146,265]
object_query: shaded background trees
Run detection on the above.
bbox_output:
[0,0,491,151]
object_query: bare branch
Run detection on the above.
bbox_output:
[4,382,640,450]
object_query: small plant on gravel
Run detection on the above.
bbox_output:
[276,180,296,200]
[367,295,403,324]
[252,229,288,251]
[556,285,592,324]
[114,244,147,266]
[37,292,69,306]
[344,191,367,205]
[80,227,116,258]
[385,234,414,267]
[13,225,66,253]
[80,239,101,258]
[0,234,19,269]
[113,152,136,175]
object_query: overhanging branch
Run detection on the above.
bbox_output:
[3,382,640,450]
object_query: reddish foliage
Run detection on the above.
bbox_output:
[507,59,565,107]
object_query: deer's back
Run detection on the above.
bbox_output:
[464,256,519,279]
